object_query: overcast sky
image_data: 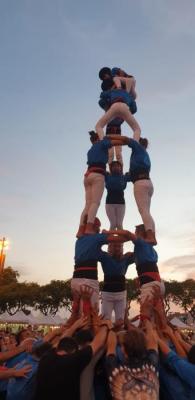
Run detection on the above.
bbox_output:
[1,0,195,284]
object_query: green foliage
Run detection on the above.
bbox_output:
[0,267,195,318]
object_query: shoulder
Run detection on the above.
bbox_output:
[128,138,140,149]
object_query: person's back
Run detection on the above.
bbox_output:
[34,340,93,400]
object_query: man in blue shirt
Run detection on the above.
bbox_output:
[71,222,132,317]
[99,241,134,322]
[77,131,127,236]
[105,161,130,230]
[131,224,165,323]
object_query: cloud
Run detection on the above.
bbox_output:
[161,254,195,278]
[140,0,195,37]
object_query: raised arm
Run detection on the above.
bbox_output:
[90,325,109,355]
[102,229,136,243]
[106,330,117,356]
[162,325,187,358]
[0,365,32,380]
[143,320,158,352]
[0,343,27,363]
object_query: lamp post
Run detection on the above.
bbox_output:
[0,237,8,273]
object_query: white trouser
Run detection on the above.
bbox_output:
[95,103,141,141]
[105,204,125,230]
[108,146,123,165]
[134,179,155,231]
[80,173,105,224]
[71,278,99,311]
[101,290,127,321]
[140,281,165,304]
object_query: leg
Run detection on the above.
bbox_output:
[114,291,127,322]
[71,278,82,316]
[101,292,114,320]
[116,103,141,142]
[96,103,141,141]
[133,180,155,231]
[115,145,123,165]
[105,204,117,230]
[115,204,125,229]
[108,146,114,165]
[79,176,92,225]
[87,174,105,223]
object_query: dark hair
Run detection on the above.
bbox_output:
[110,161,122,170]
[74,329,94,347]
[187,345,195,364]
[16,329,27,345]
[57,337,78,354]
[123,329,146,359]
[33,342,52,359]
[101,78,114,91]
[99,67,112,80]
[139,137,148,149]
[88,130,99,143]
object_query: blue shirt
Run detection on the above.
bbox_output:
[6,354,38,400]
[134,238,158,265]
[99,251,134,276]
[105,173,129,204]
[75,233,108,263]
[128,139,151,180]
[5,352,27,368]
[163,351,195,399]
[159,362,190,400]
[87,137,112,167]
[99,89,136,114]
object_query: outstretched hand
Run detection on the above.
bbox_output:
[80,284,94,300]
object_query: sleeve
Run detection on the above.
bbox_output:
[101,137,112,150]
[164,350,195,388]
[147,350,159,371]
[98,233,109,245]
[124,173,131,183]
[128,138,141,150]
[125,253,135,265]
[75,346,93,373]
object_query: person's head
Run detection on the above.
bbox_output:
[121,329,147,360]
[74,329,94,349]
[139,137,148,149]
[108,242,123,259]
[57,337,78,354]
[89,130,99,144]
[110,161,123,175]
[135,224,146,239]
[187,345,195,364]
[93,217,101,233]
[16,329,31,345]
[32,342,52,359]
[101,78,115,91]
[99,67,112,80]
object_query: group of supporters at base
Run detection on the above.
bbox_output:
[1,305,195,400]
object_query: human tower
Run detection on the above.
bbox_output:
[70,66,166,325]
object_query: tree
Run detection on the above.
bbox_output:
[36,280,72,315]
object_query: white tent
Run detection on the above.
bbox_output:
[170,317,194,330]
[0,311,64,326]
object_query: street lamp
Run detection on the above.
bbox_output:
[0,237,9,273]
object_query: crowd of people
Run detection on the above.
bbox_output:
[1,66,194,399]
[0,301,195,399]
